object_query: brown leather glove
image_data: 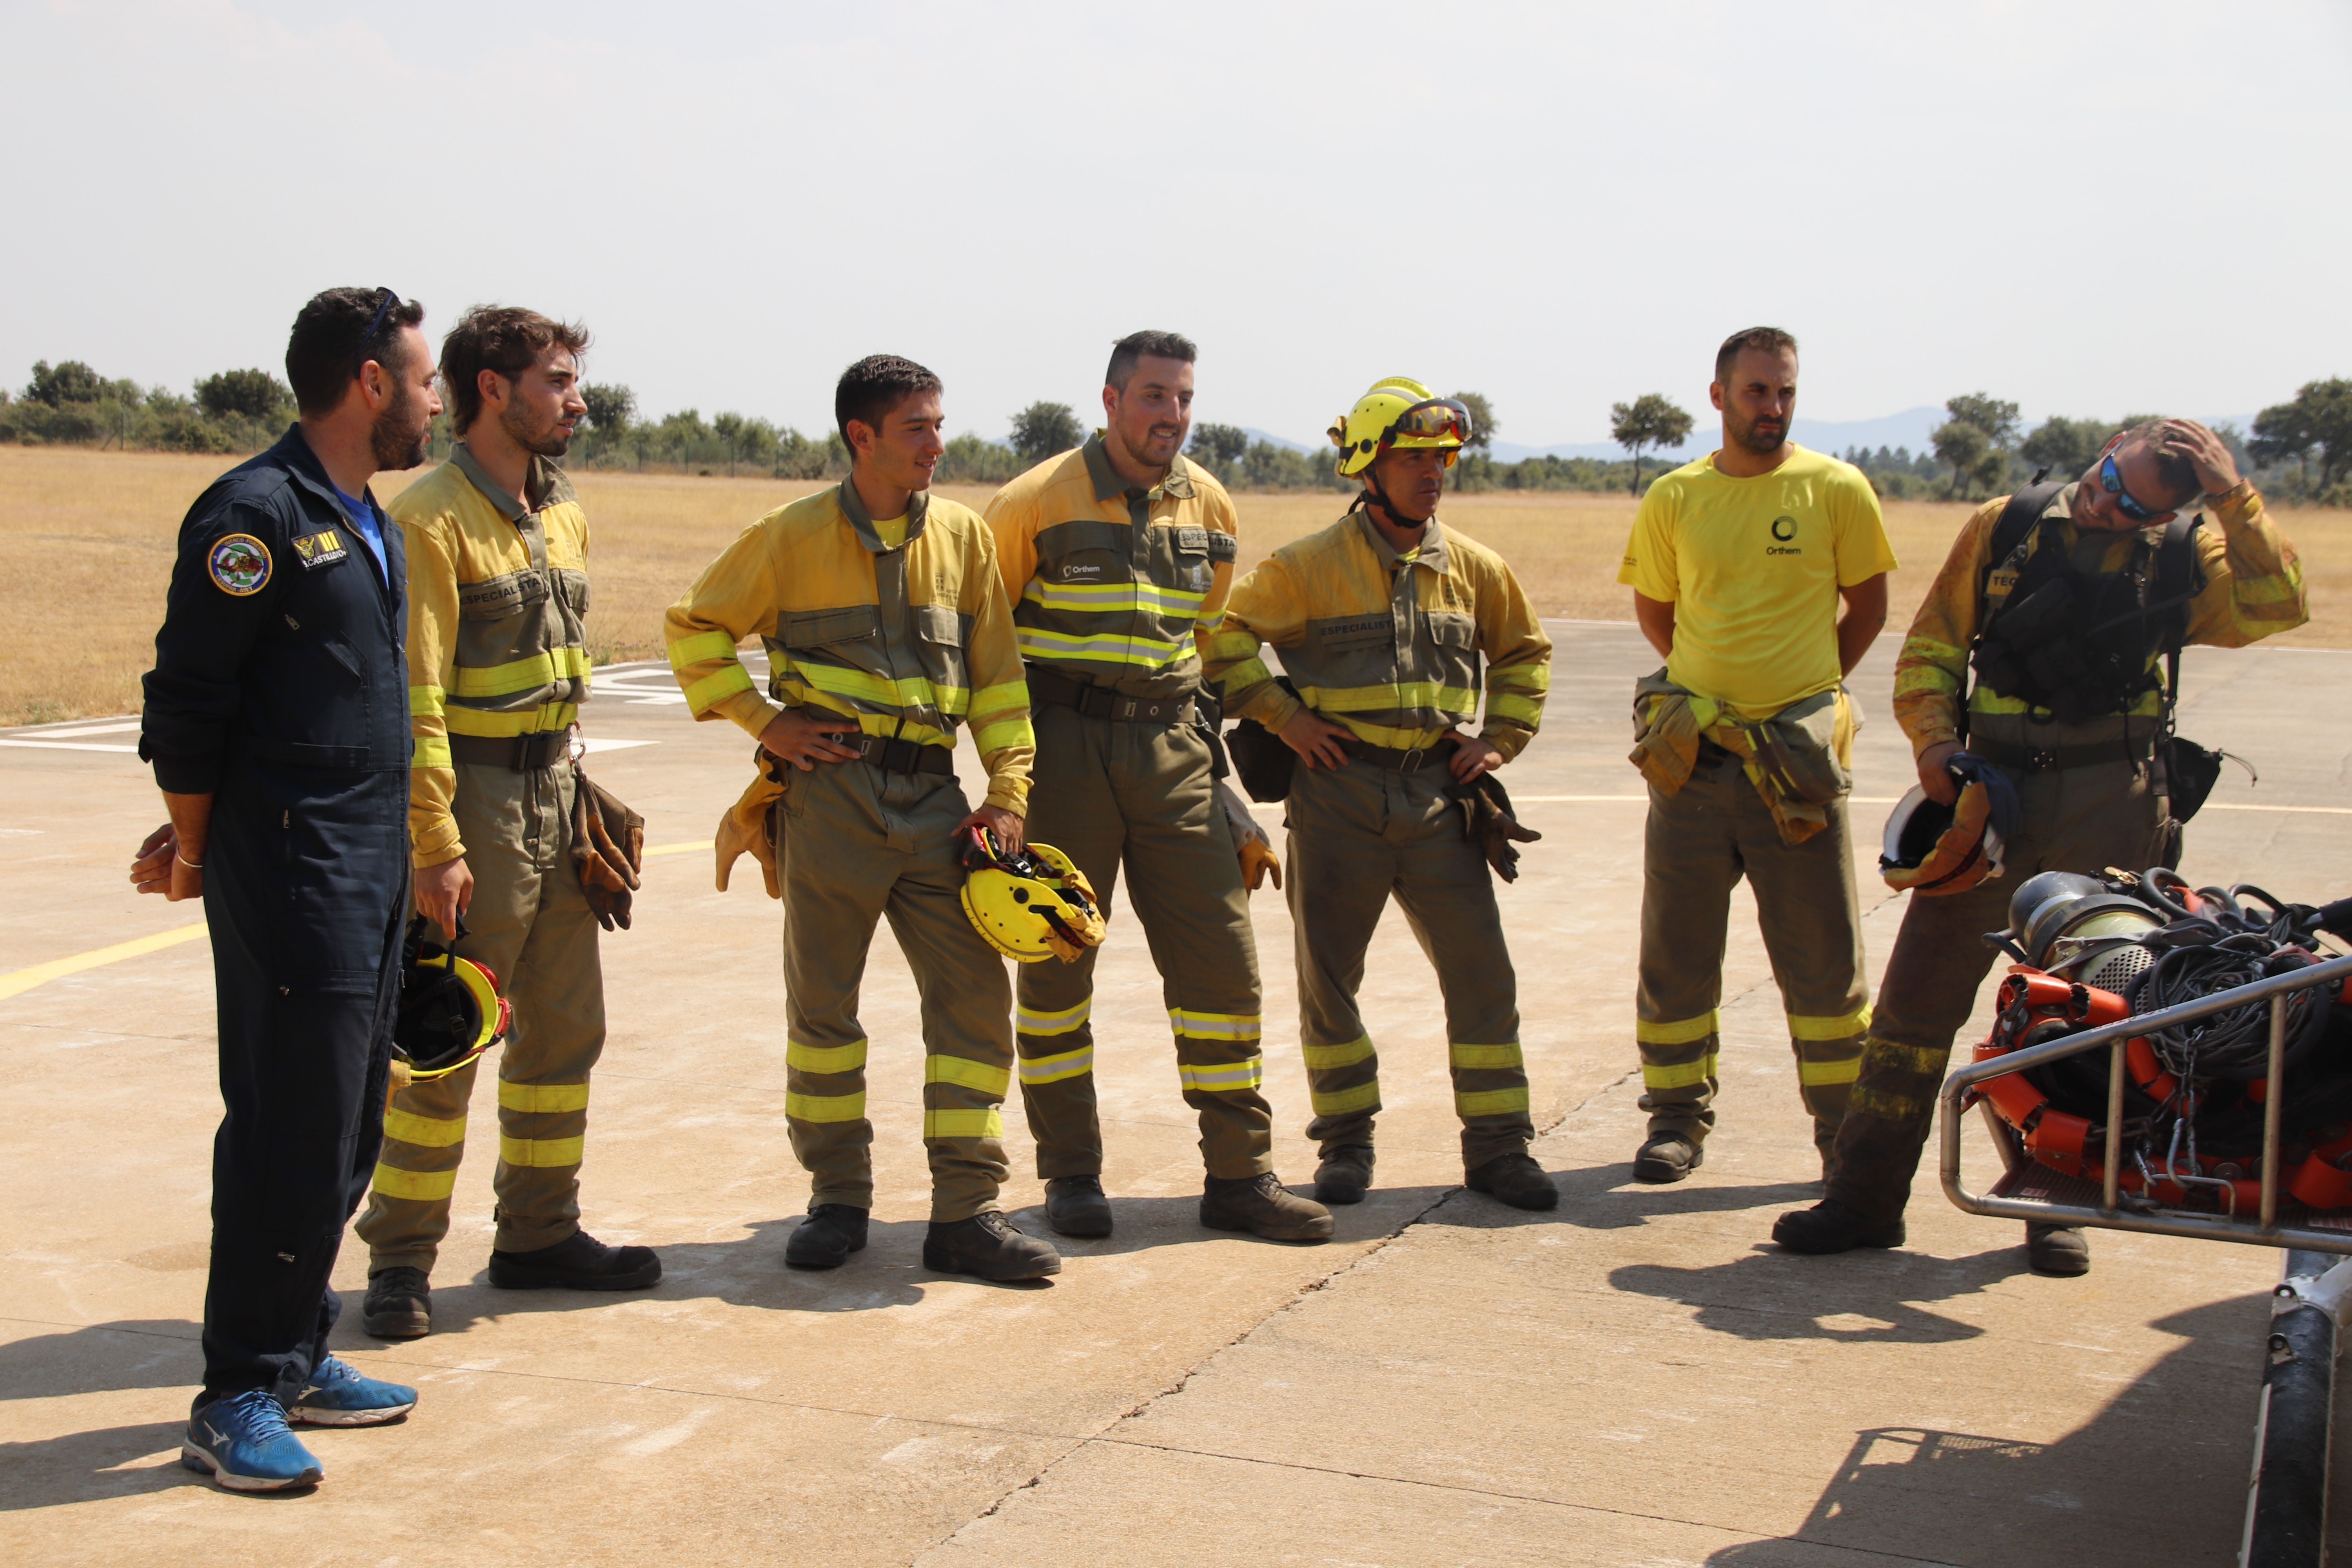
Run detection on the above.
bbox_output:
[570,766,644,931]
[1457,770,1541,883]
[1216,779,1281,891]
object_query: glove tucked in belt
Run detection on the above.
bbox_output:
[570,765,644,931]
[1455,770,1541,882]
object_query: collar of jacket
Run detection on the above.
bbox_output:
[449,440,576,522]
[1353,506,1449,577]
[835,475,929,554]
[266,422,381,521]
[1082,432,1197,505]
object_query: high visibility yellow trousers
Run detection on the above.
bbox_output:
[1014,704,1272,1181]
[779,758,1014,1222]
[358,760,604,1271]
[1284,757,1533,1169]
[1633,751,1869,1160]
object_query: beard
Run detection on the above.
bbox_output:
[501,398,573,459]
[1727,407,1789,456]
[369,379,432,471]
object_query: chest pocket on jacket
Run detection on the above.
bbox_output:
[780,604,881,651]
[1416,611,1479,687]
[1165,528,1214,594]
[908,602,971,703]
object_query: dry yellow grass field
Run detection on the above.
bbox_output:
[3,443,2345,726]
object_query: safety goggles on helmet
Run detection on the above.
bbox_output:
[2099,451,2175,524]
[1385,397,1472,448]
[958,828,1108,964]
[1329,379,1473,477]
[393,915,510,1081]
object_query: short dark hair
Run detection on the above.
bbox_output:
[835,354,942,448]
[285,287,426,417]
[440,306,590,434]
[1714,326,1798,387]
[1105,330,1196,393]
[2114,418,2201,505]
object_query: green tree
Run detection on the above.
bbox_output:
[194,368,291,421]
[1449,391,1497,454]
[2253,379,2352,494]
[1943,393,2021,449]
[1931,393,2020,498]
[25,359,109,406]
[1931,418,1991,499]
[1009,401,1083,464]
[1187,422,1249,470]
[2018,415,2111,479]
[1609,393,1695,495]
[581,382,636,436]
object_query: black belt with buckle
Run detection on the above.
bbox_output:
[447,731,569,771]
[1027,665,1196,726]
[1970,735,2152,774]
[856,733,955,776]
[1343,736,1455,772]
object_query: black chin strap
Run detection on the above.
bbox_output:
[1356,473,1431,529]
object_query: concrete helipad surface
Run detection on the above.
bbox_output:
[5,621,2352,1566]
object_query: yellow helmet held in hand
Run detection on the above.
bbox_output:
[1328,376,1473,477]
[959,828,1109,963]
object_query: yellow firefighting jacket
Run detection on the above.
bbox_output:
[1203,507,1552,759]
[1893,479,2307,757]
[663,480,1035,812]
[394,444,592,868]
[985,436,1239,701]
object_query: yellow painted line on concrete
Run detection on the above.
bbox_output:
[0,841,720,1004]
[0,924,209,1002]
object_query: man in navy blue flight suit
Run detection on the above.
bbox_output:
[132,287,443,1492]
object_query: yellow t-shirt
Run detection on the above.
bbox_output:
[873,514,909,550]
[1617,444,1896,713]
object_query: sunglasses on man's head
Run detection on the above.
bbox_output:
[2100,452,2174,524]
[354,288,401,374]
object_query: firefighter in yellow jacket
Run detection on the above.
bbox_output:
[985,330,1330,1244]
[1777,417,2307,1274]
[1201,377,1558,1211]
[665,354,1058,1281]
[358,307,659,1340]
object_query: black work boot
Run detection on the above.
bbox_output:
[1466,1151,1559,1210]
[2026,1224,2091,1276]
[1201,1173,1335,1242]
[1771,1198,1905,1254]
[362,1267,431,1340]
[1314,1146,1376,1205]
[783,1204,869,1270]
[1632,1131,1704,1184]
[1043,1176,1113,1238]
[488,1229,662,1290]
[924,1211,1062,1280]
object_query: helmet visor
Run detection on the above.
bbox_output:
[1382,398,1472,450]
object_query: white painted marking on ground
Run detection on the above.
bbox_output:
[581,737,656,753]
[0,739,139,753]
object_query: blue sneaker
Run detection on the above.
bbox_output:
[288,1355,417,1427]
[181,1388,323,1491]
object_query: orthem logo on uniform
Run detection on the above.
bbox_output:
[1765,515,1802,556]
[207,534,272,596]
[290,530,349,570]
[1062,563,1104,580]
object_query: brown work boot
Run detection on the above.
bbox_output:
[783,1204,869,1270]
[924,1211,1062,1281]
[1201,1173,1335,1242]
[1313,1145,1376,1205]
[1044,1176,1113,1238]
[1771,1198,1905,1254]
[1466,1151,1559,1210]
[489,1230,661,1291]
[2026,1224,2091,1276]
[362,1267,431,1340]
[1632,1131,1704,1184]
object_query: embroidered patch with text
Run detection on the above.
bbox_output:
[207,534,272,596]
[290,529,349,569]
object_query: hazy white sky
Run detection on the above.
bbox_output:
[5,0,2347,445]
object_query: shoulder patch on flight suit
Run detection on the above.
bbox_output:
[289,529,349,569]
[207,534,272,596]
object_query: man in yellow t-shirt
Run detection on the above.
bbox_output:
[1615,326,1896,1185]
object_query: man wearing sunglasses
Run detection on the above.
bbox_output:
[1202,377,1557,1212]
[1777,417,2306,1274]
[1619,327,1897,1191]
[132,287,441,1490]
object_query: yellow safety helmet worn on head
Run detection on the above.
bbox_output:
[393,915,510,1082]
[1328,376,1473,477]
[959,829,1109,964]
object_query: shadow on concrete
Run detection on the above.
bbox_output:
[1606,1245,2023,1344]
[0,1420,205,1513]
[1702,1297,2266,1567]
[0,1319,199,1401]
[1550,1169,1828,1231]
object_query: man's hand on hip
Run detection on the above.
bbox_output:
[759,707,863,770]
[414,856,474,940]
[1279,708,1352,770]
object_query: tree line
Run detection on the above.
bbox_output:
[8,354,2348,506]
